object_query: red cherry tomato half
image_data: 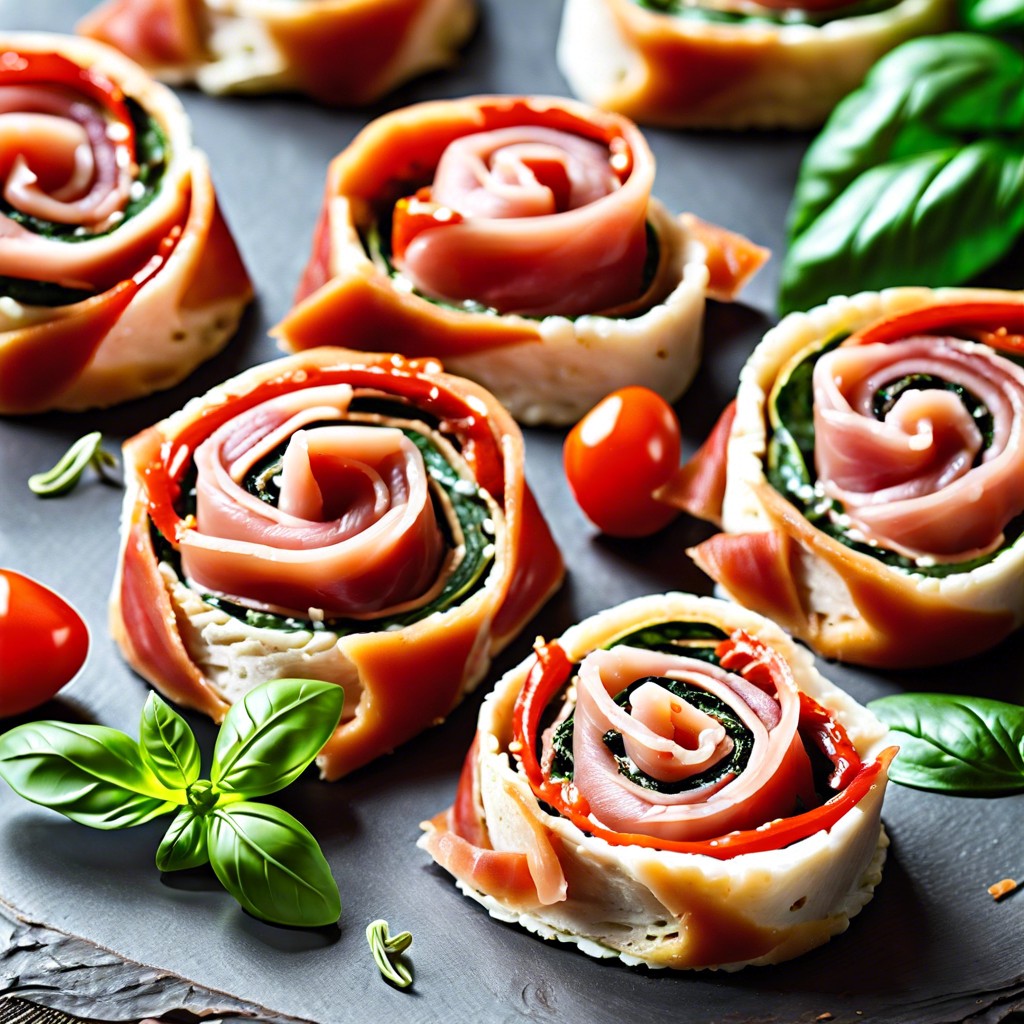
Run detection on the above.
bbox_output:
[564,386,682,537]
[0,569,89,717]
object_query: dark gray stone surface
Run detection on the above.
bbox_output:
[0,1,1022,1021]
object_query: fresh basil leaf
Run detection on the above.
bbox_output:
[0,722,181,828]
[156,807,209,872]
[783,34,1024,313]
[207,802,340,927]
[960,0,1024,32]
[211,678,343,798]
[869,693,1024,794]
[139,694,201,790]
[781,139,1024,315]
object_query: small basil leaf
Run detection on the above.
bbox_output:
[869,693,1024,794]
[960,0,1024,32]
[139,693,201,790]
[0,722,181,828]
[207,802,340,927]
[781,141,1024,315]
[156,807,209,872]
[211,679,344,798]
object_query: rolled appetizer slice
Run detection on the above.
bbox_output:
[557,0,952,129]
[420,593,894,969]
[274,95,767,426]
[0,33,251,415]
[110,347,564,778]
[77,0,476,106]
[672,288,1024,667]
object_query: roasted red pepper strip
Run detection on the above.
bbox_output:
[512,633,891,860]
[846,300,1024,353]
[391,187,464,263]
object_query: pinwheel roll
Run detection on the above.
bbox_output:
[672,287,1024,667]
[274,95,767,426]
[110,347,564,779]
[420,593,894,970]
[78,0,476,106]
[557,0,952,129]
[0,33,251,415]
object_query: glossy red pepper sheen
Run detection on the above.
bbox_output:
[0,569,89,717]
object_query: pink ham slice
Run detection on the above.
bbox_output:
[813,337,1024,559]
[179,385,444,618]
[0,83,134,288]
[565,646,813,842]
[393,124,653,318]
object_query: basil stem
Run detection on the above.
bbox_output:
[28,432,119,498]
[869,693,1024,794]
[0,679,344,928]
[367,919,414,989]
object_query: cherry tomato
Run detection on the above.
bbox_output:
[564,386,681,537]
[0,569,89,717]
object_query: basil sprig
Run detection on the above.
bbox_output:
[869,693,1024,794]
[780,34,1024,315]
[0,678,344,928]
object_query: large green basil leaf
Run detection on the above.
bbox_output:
[869,693,1024,793]
[156,807,209,872]
[782,139,1024,315]
[139,694,202,790]
[960,0,1024,32]
[207,802,340,927]
[0,722,181,828]
[211,679,344,798]
[782,34,1024,314]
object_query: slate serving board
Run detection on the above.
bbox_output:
[0,2,1022,1021]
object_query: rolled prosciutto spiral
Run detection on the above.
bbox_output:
[275,95,767,425]
[77,0,475,106]
[669,287,1024,667]
[0,33,251,414]
[420,593,894,969]
[110,347,564,778]
[557,0,952,129]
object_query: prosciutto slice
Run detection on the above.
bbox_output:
[813,337,1024,559]
[567,646,812,841]
[182,390,443,618]
[394,122,652,317]
[0,33,251,413]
